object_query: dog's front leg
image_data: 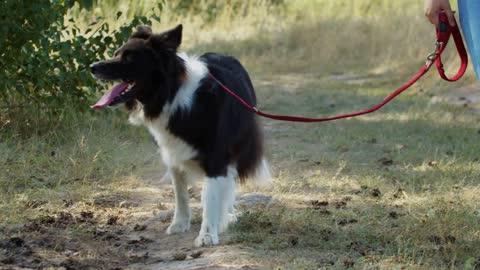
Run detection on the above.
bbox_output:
[166,168,191,234]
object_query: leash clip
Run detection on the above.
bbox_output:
[426,41,443,66]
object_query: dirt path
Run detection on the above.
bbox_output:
[0,169,266,270]
[121,173,257,270]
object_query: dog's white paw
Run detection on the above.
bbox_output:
[166,220,190,234]
[194,232,219,247]
[228,213,237,224]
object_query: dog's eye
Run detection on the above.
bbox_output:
[122,51,134,62]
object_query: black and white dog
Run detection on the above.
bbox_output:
[90,25,270,246]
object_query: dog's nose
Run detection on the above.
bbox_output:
[90,63,97,74]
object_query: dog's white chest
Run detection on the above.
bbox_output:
[148,123,197,167]
[129,105,197,168]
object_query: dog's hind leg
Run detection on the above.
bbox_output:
[166,167,191,234]
[195,167,236,247]
[219,167,237,232]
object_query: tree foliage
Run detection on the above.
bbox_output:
[0,0,152,114]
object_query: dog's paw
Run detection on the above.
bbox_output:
[166,220,190,234]
[194,232,219,247]
[227,213,237,224]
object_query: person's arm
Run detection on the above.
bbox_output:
[424,0,456,27]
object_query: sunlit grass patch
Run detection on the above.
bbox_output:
[0,114,159,226]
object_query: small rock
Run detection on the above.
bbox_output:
[388,211,398,219]
[80,211,94,220]
[172,252,187,261]
[309,200,328,209]
[190,250,203,259]
[289,235,299,246]
[133,224,147,231]
[334,201,347,209]
[236,193,275,208]
[378,157,393,166]
[337,219,358,226]
[370,188,381,197]
[107,216,119,225]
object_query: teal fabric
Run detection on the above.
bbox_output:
[458,0,480,81]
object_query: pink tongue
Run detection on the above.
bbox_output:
[91,82,130,109]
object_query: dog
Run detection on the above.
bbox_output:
[90,24,270,246]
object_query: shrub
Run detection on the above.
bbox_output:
[0,0,152,130]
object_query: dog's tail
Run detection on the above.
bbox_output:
[236,118,272,185]
[238,156,272,185]
[251,158,272,186]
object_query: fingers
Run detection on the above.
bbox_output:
[425,10,456,28]
[445,10,456,26]
[424,0,456,28]
[425,10,439,28]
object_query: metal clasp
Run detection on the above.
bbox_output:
[426,41,443,65]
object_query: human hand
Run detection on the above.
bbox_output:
[424,0,456,28]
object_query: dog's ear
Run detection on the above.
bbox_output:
[131,25,153,40]
[149,24,183,51]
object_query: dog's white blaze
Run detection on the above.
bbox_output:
[195,166,237,247]
[170,53,208,115]
[128,52,207,167]
[129,103,198,168]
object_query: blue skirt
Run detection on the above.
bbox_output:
[459,0,480,81]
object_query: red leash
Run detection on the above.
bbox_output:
[209,12,468,123]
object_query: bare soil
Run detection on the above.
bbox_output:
[0,174,260,270]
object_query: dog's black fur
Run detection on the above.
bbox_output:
[91,25,263,181]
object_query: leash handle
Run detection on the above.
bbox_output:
[210,11,468,123]
[434,11,468,81]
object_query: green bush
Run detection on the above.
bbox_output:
[0,0,152,124]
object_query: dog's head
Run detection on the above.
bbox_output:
[90,24,184,115]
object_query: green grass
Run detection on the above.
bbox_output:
[231,72,480,269]
[1,0,480,269]
[0,112,159,225]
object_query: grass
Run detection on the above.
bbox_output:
[1,0,480,269]
[0,112,158,225]
[231,72,480,268]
